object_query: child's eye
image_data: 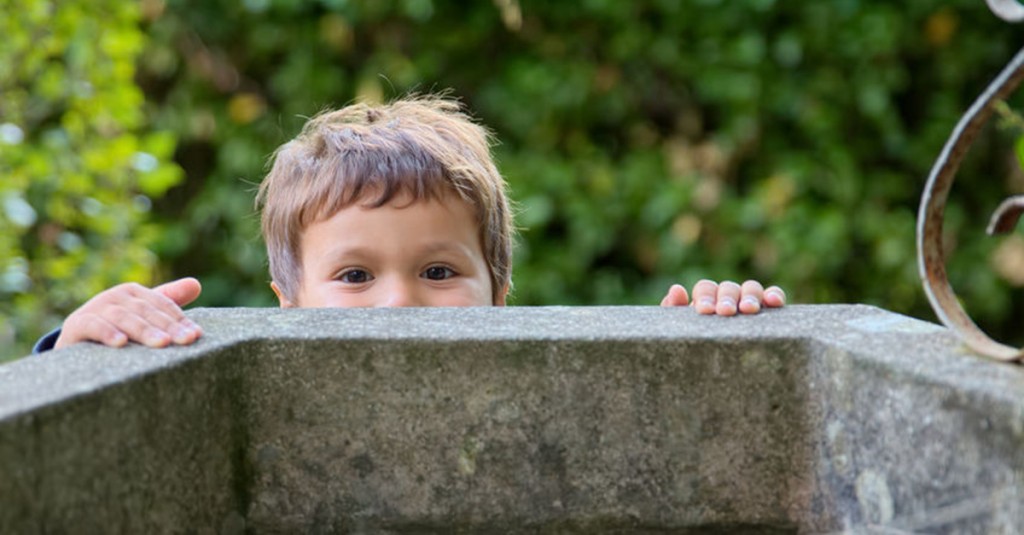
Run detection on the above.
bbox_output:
[422,266,456,281]
[337,269,373,284]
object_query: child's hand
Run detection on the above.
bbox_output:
[54,277,204,349]
[660,279,786,315]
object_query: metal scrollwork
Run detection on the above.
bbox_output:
[916,1,1024,361]
[987,0,1024,22]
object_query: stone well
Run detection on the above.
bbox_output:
[1,305,1022,533]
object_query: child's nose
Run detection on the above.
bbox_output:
[377,278,422,308]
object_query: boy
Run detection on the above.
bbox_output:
[36,95,784,352]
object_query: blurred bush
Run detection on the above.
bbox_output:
[6,0,1024,358]
[0,0,183,359]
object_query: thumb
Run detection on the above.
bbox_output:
[155,277,203,307]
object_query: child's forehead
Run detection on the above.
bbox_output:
[299,190,485,257]
[310,187,478,226]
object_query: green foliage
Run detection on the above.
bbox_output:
[138,0,1024,343]
[7,0,1024,358]
[0,0,183,359]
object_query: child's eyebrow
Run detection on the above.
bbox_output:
[317,242,476,262]
[414,241,479,259]
[316,245,379,262]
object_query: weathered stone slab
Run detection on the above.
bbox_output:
[1,305,1022,533]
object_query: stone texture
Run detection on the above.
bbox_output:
[1,305,1023,533]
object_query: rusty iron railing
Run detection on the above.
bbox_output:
[917,0,1024,361]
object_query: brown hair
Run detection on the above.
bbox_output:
[256,95,513,304]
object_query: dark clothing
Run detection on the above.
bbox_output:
[33,328,61,354]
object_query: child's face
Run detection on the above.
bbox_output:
[273,193,505,308]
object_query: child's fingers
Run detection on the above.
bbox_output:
[692,279,719,314]
[683,279,784,317]
[55,282,203,350]
[62,302,172,349]
[660,284,690,307]
[123,295,201,346]
[118,283,202,344]
[118,283,186,321]
[715,280,741,316]
[155,277,203,307]
[56,315,129,349]
[100,310,174,348]
[739,280,765,314]
[764,285,786,308]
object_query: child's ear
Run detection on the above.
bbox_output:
[270,281,297,308]
[494,283,510,307]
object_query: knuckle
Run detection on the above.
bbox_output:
[112,282,142,294]
[741,279,763,291]
[106,305,136,326]
[157,295,184,316]
[99,283,139,304]
[81,316,114,340]
[695,279,718,291]
[717,283,740,297]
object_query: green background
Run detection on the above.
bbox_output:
[4,0,1024,360]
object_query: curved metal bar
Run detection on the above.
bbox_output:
[987,0,1024,22]
[987,195,1024,234]
[917,45,1024,362]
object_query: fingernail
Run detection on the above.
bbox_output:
[700,297,714,309]
[719,297,736,311]
[145,328,170,346]
[171,325,191,344]
[111,332,128,346]
[742,297,760,309]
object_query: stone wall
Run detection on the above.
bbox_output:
[1,305,1022,533]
